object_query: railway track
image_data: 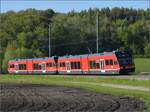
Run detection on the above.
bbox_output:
[0,83,145,112]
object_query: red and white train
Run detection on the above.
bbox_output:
[8,51,135,75]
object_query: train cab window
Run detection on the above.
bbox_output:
[18,64,26,70]
[71,62,81,69]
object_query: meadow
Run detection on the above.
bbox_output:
[134,58,150,74]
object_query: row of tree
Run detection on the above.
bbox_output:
[0,7,150,72]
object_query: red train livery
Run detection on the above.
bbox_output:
[8,51,135,74]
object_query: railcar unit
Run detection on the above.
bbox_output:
[8,51,135,75]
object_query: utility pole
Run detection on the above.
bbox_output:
[96,12,99,53]
[0,38,2,73]
[48,23,51,57]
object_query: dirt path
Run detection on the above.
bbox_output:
[46,74,150,81]
[99,74,150,81]
[71,82,150,92]
[84,74,150,81]
[0,83,145,112]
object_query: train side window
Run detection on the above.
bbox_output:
[62,62,65,67]
[10,64,14,68]
[105,60,109,65]
[71,62,75,69]
[23,64,26,70]
[33,64,37,69]
[19,64,22,70]
[89,61,97,69]
[71,62,81,69]
[19,64,21,70]
[77,62,81,69]
[110,60,113,65]
[59,62,62,67]
[46,63,49,67]
[50,63,52,67]
[105,60,113,65]
[18,64,26,70]
[75,62,77,69]
[59,63,62,67]
[89,61,92,69]
[75,62,80,69]
[47,63,52,67]
[96,63,100,69]
[33,63,41,70]
[59,62,65,67]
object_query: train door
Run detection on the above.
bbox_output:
[65,61,71,73]
[15,64,19,73]
[99,59,105,72]
[41,63,46,73]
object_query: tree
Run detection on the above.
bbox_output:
[0,7,149,72]
[2,41,18,72]
[144,43,150,57]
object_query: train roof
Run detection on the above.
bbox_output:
[9,51,120,62]
[9,57,55,62]
[59,52,114,59]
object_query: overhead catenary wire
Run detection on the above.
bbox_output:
[39,37,113,49]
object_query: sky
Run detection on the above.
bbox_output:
[1,0,149,13]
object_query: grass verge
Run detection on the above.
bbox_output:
[134,58,150,74]
[0,75,149,88]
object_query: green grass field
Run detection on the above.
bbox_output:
[134,58,150,74]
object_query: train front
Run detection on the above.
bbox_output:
[115,51,135,74]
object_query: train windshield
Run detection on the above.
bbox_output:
[115,51,134,65]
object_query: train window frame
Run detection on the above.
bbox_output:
[10,64,14,68]
[105,60,113,65]
[71,62,81,69]
[33,63,41,70]
[59,63,62,67]
[62,62,65,67]
[89,60,97,69]
[105,60,109,65]
[109,60,113,65]
[59,62,65,67]
[18,64,26,70]
[71,62,75,69]
[46,62,53,67]
[77,62,81,69]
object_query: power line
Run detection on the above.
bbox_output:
[39,37,109,48]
